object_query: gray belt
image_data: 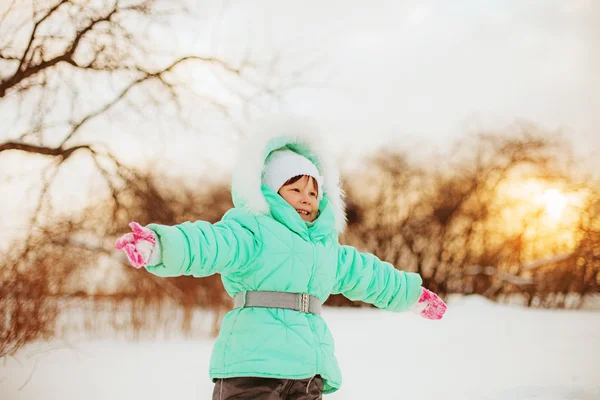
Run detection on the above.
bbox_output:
[233,291,322,315]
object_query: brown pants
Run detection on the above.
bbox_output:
[212,375,323,400]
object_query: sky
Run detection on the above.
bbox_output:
[0,0,599,243]
[197,0,599,170]
[75,0,599,173]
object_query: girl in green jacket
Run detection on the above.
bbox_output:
[115,115,447,399]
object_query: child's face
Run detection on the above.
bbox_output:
[278,176,319,222]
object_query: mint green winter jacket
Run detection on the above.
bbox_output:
[144,117,423,394]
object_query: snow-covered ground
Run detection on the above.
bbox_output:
[1,296,599,400]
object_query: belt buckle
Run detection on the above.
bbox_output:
[300,294,310,313]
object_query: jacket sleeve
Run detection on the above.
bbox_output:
[143,217,260,278]
[332,245,423,312]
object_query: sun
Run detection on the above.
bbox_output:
[540,189,568,220]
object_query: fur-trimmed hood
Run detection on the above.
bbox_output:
[231,115,346,234]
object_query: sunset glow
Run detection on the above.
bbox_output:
[540,189,568,220]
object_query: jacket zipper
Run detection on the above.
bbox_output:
[306,239,319,375]
[306,240,317,291]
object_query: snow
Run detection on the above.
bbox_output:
[1,295,599,399]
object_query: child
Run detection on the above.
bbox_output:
[115,116,447,399]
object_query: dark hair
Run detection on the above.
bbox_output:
[281,175,318,194]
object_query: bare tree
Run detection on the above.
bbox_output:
[341,126,600,305]
[0,0,290,246]
[520,190,600,307]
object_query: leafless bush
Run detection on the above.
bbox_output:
[340,126,600,307]
[0,170,234,356]
[516,195,600,308]
[0,220,97,356]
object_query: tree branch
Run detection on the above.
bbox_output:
[1,53,245,156]
[16,0,70,76]
[0,142,91,158]
[0,1,116,98]
[0,53,20,62]
[59,55,241,146]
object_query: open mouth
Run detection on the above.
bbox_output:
[296,209,310,216]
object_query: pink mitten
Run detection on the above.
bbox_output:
[412,288,447,320]
[115,222,157,269]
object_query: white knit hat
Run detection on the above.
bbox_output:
[262,149,324,200]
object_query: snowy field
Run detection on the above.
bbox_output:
[1,296,599,400]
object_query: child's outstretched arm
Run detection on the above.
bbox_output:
[116,213,260,278]
[333,245,446,318]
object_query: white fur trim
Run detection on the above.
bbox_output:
[231,114,347,234]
